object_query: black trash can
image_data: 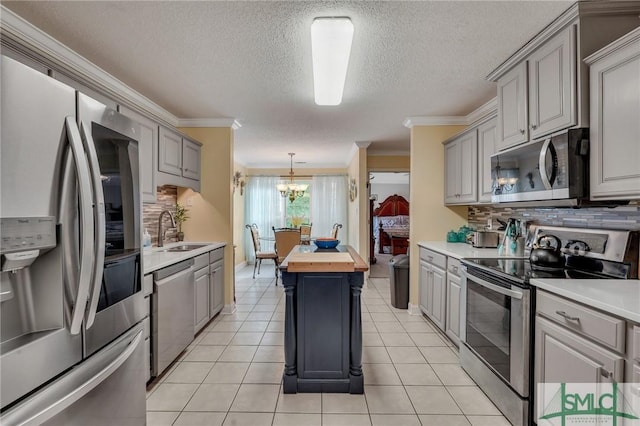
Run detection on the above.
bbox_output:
[389,254,410,309]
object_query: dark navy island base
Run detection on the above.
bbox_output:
[279,245,368,394]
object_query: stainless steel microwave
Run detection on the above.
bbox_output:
[490,128,589,204]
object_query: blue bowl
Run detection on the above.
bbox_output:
[314,239,340,249]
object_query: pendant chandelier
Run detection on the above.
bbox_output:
[277,153,308,203]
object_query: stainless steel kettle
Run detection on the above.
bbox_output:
[529,234,565,268]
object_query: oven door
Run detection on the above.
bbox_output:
[461,267,530,397]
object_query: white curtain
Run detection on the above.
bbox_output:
[244,176,285,263]
[310,175,348,243]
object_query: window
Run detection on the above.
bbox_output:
[285,180,311,227]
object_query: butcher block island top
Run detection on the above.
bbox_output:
[279,244,368,394]
[279,245,369,273]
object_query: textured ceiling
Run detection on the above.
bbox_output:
[4,1,572,168]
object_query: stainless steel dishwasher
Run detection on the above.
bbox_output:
[152,258,194,376]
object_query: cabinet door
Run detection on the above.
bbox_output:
[497,62,528,150]
[528,26,576,139]
[535,316,624,404]
[419,260,431,315]
[158,127,182,176]
[457,132,478,203]
[477,118,497,203]
[590,38,640,200]
[182,138,201,181]
[445,272,461,347]
[444,141,460,204]
[118,106,158,203]
[194,267,210,333]
[430,265,447,331]
[210,259,224,317]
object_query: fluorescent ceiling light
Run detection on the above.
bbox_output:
[311,17,354,106]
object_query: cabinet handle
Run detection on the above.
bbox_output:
[555,310,580,322]
[520,129,525,135]
[451,266,458,273]
[427,256,433,261]
[600,367,614,380]
[531,124,538,130]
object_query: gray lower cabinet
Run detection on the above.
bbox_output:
[418,248,446,331]
[194,265,210,333]
[534,290,627,416]
[209,248,225,317]
[445,259,462,347]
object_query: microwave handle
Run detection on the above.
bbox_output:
[539,138,558,190]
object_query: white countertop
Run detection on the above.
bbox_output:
[143,241,226,274]
[531,278,640,323]
[417,241,521,260]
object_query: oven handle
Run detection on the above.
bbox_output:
[461,268,523,300]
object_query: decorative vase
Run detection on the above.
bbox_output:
[177,232,184,242]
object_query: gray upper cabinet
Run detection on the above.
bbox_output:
[528,26,576,140]
[477,116,497,203]
[496,62,528,150]
[444,131,477,205]
[182,138,201,181]
[159,127,183,176]
[119,105,158,203]
[157,126,202,191]
[488,2,640,151]
[586,27,640,200]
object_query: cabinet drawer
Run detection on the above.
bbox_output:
[210,248,224,263]
[143,274,153,296]
[537,290,625,353]
[193,253,209,270]
[419,248,446,269]
[447,258,462,277]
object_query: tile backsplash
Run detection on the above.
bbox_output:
[142,186,179,246]
[468,201,640,231]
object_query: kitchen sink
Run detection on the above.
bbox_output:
[162,244,209,252]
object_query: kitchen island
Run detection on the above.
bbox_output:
[279,245,368,394]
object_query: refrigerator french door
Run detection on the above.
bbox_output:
[0,54,145,425]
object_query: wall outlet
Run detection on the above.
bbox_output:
[186,197,193,206]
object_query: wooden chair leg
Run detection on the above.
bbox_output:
[257,258,263,275]
[253,259,258,279]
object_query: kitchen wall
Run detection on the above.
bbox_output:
[142,186,179,246]
[409,125,467,308]
[367,155,410,171]
[348,144,369,262]
[468,202,640,231]
[233,163,248,268]
[177,127,235,308]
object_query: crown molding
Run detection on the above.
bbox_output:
[403,97,497,129]
[355,141,372,149]
[178,118,242,129]
[584,25,640,65]
[367,150,410,157]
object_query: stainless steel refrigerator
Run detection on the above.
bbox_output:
[0,55,146,425]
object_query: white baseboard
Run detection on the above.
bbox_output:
[222,303,236,314]
[234,261,247,273]
[407,303,422,315]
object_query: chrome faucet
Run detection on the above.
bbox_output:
[157,210,176,247]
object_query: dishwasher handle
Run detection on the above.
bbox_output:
[153,258,194,281]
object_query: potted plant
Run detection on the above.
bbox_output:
[174,203,189,241]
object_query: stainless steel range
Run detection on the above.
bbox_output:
[459,225,639,426]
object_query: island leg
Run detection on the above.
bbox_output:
[349,273,364,394]
[282,271,298,393]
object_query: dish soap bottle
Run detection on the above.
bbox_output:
[143,228,151,250]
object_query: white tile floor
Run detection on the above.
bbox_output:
[146,264,512,426]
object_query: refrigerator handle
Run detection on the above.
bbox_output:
[79,121,106,329]
[64,117,95,335]
[0,328,143,426]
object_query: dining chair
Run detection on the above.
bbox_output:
[330,223,343,239]
[272,226,301,265]
[246,224,279,283]
[299,223,312,245]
